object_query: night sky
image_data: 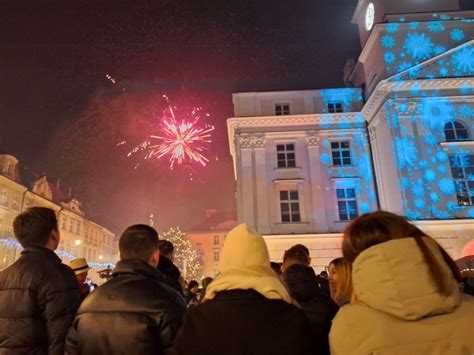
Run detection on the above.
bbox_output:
[0,0,361,233]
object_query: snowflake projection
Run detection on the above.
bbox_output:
[381,35,396,48]
[357,155,372,180]
[406,209,421,220]
[412,184,425,198]
[419,160,429,169]
[409,22,419,30]
[452,46,474,74]
[437,165,448,175]
[424,170,437,182]
[418,98,455,131]
[450,29,465,41]
[384,52,396,64]
[436,150,449,162]
[320,153,332,165]
[395,137,418,168]
[429,192,441,204]
[468,209,474,218]
[427,21,444,32]
[359,202,371,214]
[396,61,413,73]
[460,83,471,95]
[423,134,439,147]
[322,140,330,148]
[459,105,474,119]
[415,199,426,210]
[433,46,447,56]
[438,178,455,195]
[403,33,434,60]
[386,23,400,33]
[446,201,460,212]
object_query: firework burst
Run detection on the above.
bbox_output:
[124,95,215,170]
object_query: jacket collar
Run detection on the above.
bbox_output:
[213,289,266,301]
[21,245,61,262]
[113,258,165,282]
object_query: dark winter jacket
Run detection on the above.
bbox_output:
[282,264,339,355]
[0,246,81,355]
[171,289,312,355]
[157,255,184,295]
[66,258,186,355]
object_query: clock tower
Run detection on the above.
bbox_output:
[351,0,461,48]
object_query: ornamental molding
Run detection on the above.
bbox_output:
[364,77,474,125]
[237,134,266,149]
[306,131,320,147]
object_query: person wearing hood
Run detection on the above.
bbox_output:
[171,223,312,355]
[282,264,338,355]
[330,211,474,354]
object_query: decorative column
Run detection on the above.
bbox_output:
[253,135,271,234]
[237,135,256,230]
[306,132,329,232]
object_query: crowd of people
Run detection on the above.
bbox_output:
[0,206,473,354]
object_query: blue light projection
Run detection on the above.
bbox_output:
[319,88,363,113]
[379,15,474,78]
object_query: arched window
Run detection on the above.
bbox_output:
[444,121,469,141]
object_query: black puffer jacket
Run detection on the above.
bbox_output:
[66,258,186,354]
[282,264,339,355]
[171,289,312,355]
[0,246,81,354]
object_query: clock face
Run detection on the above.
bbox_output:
[365,3,375,31]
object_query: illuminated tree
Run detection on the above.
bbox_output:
[161,227,201,280]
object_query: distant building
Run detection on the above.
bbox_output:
[185,210,237,278]
[227,0,474,270]
[0,153,118,283]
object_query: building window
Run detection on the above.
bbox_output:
[444,121,469,142]
[275,103,290,116]
[280,190,301,223]
[277,144,296,168]
[1,190,7,206]
[328,102,343,113]
[449,154,474,205]
[62,216,67,230]
[69,219,74,233]
[331,141,351,166]
[336,188,358,221]
[12,195,19,210]
[76,221,81,235]
[6,163,12,176]
[213,251,220,262]
[213,235,219,245]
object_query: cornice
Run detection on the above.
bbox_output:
[227,112,365,177]
[364,77,474,125]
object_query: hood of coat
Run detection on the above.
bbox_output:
[352,237,461,321]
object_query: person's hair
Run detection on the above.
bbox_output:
[188,280,199,290]
[320,270,328,278]
[119,224,159,262]
[329,257,353,304]
[270,261,282,275]
[283,244,310,265]
[13,207,58,247]
[158,239,174,258]
[342,211,461,295]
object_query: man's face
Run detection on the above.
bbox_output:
[77,271,88,284]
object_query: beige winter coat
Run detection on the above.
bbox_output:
[330,237,474,355]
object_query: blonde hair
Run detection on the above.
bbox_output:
[329,257,352,305]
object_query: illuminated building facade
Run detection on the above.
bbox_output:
[0,154,118,282]
[227,0,474,270]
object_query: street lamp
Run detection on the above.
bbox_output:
[75,239,81,246]
[98,255,103,260]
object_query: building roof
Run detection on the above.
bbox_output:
[188,211,237,232]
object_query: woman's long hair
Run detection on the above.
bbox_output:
[342,211,461,295]
[329,257,353,305]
